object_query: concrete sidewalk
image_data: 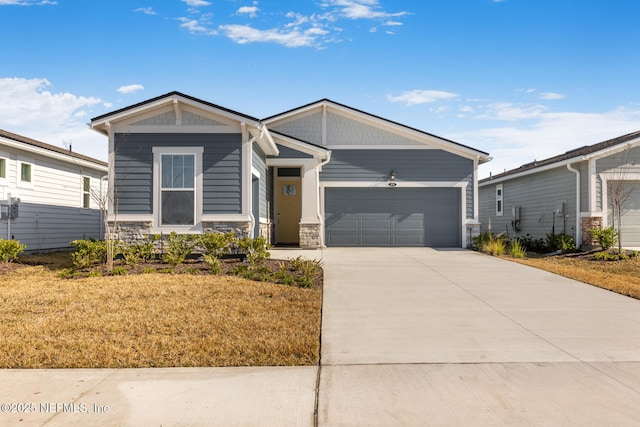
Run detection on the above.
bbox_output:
[2,248,640,426]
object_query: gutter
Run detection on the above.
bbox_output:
[316,151,332,247]
[566,163,582,247]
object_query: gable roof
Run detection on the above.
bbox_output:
[0,129,107,169]
[480,130,640,185]
[91,91,261,126]
[263,98,491,163]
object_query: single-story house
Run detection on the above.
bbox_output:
[90,91,490,248]
[478,131,640,248]
[0,130,108,251]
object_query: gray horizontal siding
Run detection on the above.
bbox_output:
[596,146,640,211]
[479,167,577,241]
[0,202,102,251]
[114,133,242,215]
[321,149,474,219]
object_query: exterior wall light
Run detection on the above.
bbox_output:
[389,170,396,181]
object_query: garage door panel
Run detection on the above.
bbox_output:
[325,188,460,247]
[620,183,640,247]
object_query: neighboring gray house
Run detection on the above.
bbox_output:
[91,92,490,248]
[0,130,108,251]
[478,131,640,249]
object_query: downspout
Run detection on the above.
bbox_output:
[567,163,581,247]
[245,126,259,238]
[100,175,108,239]
[316,151,332,247]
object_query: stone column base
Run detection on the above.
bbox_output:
[466,223,481,248]
[299,223,321,248]
[259,222,274,245]
[581,216,603,250]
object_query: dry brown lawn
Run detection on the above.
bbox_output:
[511,254,640,300]
[0,253,322,368]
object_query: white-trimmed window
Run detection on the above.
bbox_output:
[82,176,91,208]
[0,157,6,180]
[153,147,203,228]
[496,184,504,216]
[18,161,34,188]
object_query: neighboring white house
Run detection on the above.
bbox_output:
[0,130,108,252]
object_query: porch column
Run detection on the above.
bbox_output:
[299,164,322,248]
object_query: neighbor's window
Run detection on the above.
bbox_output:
[161,154,195,225]
[0,158,5,179]
[83,176,91,208]
[496,184,503,216]
[20,162,32,183]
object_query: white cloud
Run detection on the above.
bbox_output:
[383,20,403,26]
[219,24,327,47]
[387,90,458,106]
[324,0,408,20]
[178,17,217,35]
[539,92,566,100]
[0,77,107,161]
[477,102,547,121]
[0,0,56,5]
[450,105,640,178]
[116,84,144,94]
[237,6,259,18]
[134,7,156,15]
[182,0,210,7]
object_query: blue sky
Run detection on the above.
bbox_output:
[1,0,639,178]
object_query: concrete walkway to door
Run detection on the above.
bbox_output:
[317,248,640,426]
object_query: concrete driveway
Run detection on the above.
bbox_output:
[318,248,640,426]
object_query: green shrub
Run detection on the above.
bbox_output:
[484,239,506,256]
[202,254,223,275]
[508,239,526,258]
[472,232,494,249]
[590,226,618,251]
[274,269,296,286]
[0,238,26,262]
[119,236,157,267]
[520,234,547,253]
[142,267,156,274]
[594,250,629,261]
[237,236,271,265]
[296,275,315,288]
[70,239,107,269]
[162,232,197,266]
[291,256,323,275]
[111,266,127,275]
[546,233,576,252]
[200,232,235,258]
[58,268,79,279]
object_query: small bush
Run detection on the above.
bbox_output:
[520,234,547,253]
[202,254,223,275]
[70,239,107,269]
[590,226,618,251]
[0,239,26,262]
[200,232,235,258]
[142,267,156,274]
[484,239,506,256]
[508,239,526,258]
[274,269,296,286]
[58,268,79,279]
[237,236,271,265]
[111,266,127,275]
[296,275,315,288]
[594,250,633,261]
[546,233,576,252]
[162,232,197,266]
[472,232,494,249]
[291,256,323,276]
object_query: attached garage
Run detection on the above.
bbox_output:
[619,183,640,247]
[324,187,461,247]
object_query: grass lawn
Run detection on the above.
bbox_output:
[510,253,640,300]
[0,253,322,369]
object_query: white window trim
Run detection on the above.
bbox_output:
[82,176,92,209]
[17,160,34,189]
[152,146,203,231]
[0,157,7,182]
[496,184,504,216]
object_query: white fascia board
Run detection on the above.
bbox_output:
[255,125,279,156]
[271,133,329,158]
[320,180,466,188]
[479,157,587,187]
[0,136,107,173]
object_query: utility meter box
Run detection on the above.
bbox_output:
[511,206,521,220]
[0,204,19,219]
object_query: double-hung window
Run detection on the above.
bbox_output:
[161,153,196,225]
[0,158,6,179]
[83,177,91,208]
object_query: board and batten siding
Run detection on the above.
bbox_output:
[479,167,577,240]
[114,133,242,215]
[320,149,474,219]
